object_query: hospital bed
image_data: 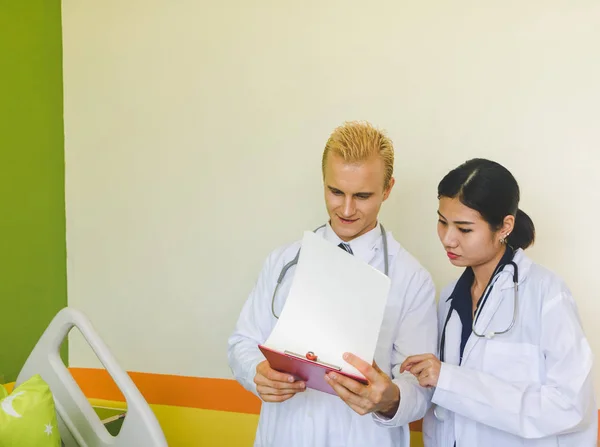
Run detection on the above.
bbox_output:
[14,307,168,446]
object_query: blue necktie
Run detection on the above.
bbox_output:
[338,242,353,255]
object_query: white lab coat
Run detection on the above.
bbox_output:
[423,248,597,446]
[228,223,438,447]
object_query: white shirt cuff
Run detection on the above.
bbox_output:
[372,379,412,427]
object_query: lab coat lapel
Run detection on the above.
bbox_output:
[444,310,463,365]
[356,226,399,275]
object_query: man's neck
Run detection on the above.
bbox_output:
[332,220,378,242]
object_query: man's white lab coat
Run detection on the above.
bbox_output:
[228,223,438,447]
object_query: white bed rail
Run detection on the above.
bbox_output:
[15,307,168,447]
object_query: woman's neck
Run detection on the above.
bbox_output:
[471,245,507,298]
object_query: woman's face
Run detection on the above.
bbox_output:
[437,196,511,268]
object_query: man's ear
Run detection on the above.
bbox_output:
[383,177,395,201]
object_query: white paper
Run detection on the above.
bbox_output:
[263,231,391,379]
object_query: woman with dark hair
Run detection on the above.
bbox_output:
[401,159,596,446]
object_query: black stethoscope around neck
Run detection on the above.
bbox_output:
[439,256,519,363]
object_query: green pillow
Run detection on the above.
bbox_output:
[0,374,61,446]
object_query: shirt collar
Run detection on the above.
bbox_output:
[323,221,382,264]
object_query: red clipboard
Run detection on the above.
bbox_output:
[258,345,368,395]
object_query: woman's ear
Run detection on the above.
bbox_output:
[500,215,515,241]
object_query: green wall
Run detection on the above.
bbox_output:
[0,1,67,382]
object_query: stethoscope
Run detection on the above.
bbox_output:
[271,223,390,319]
[434,254,519,421]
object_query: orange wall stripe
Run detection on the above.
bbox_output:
[69,368,261,415]
[410,419,422,432]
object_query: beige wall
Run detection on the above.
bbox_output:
[62,0,600,392]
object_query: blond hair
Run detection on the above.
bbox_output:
[321,121,394,189]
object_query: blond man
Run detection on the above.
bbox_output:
[228,121,437,447]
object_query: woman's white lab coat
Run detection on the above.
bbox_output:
[423,249,597,446]
[228,224,438,447]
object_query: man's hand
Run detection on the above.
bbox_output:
[254,360,306,402]
[400,353,441,388]
[325,353,400,417]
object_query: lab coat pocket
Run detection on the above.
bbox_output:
[482,340,541,384]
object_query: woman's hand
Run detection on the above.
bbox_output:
[400,353,441,388]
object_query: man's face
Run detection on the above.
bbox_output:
[323,153,394,242]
